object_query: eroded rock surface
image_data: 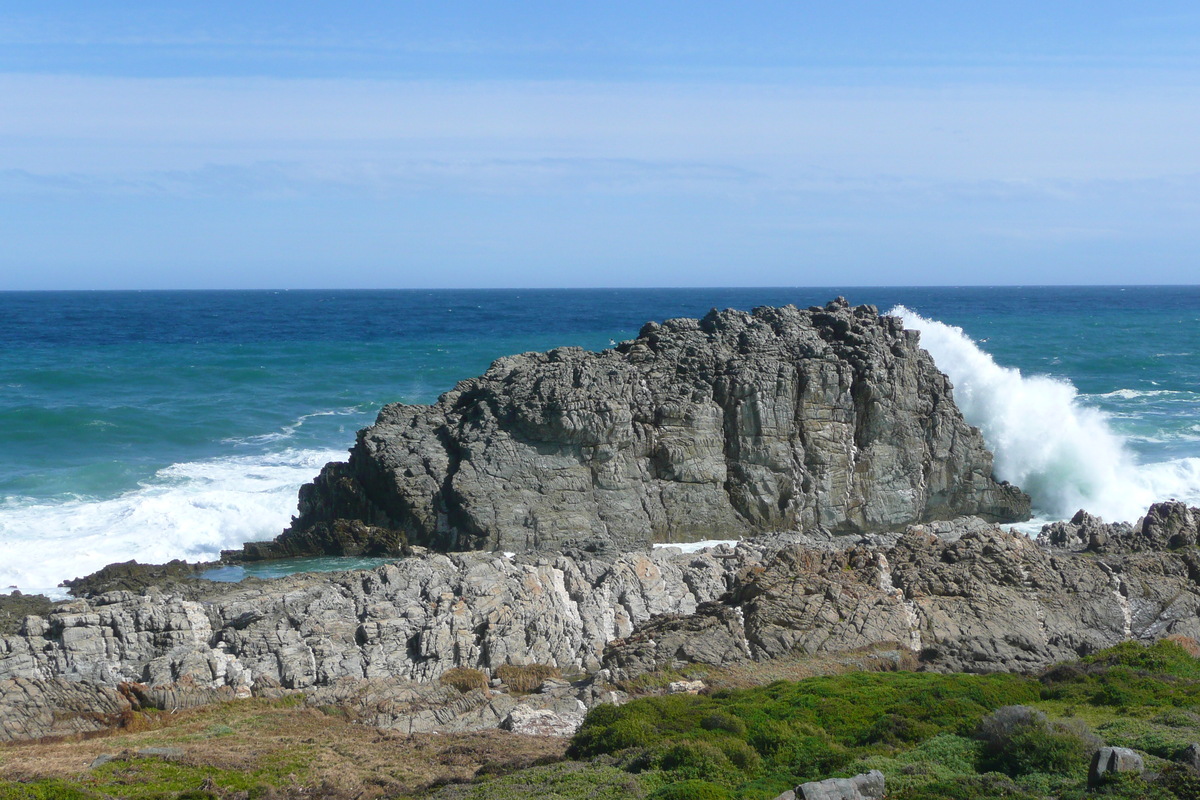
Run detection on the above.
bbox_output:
[604,502,1200,678]
[0,546,730,741]
[4,503,1200,742]
[254,299,1028,556]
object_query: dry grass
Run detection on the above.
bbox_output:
[617,643,919,695]
[496,664,562,694]
[0,696,567,798]
[440,667,489,694]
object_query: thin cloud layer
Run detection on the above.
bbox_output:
[3,2,1200,287]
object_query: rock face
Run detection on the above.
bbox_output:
[604,503,1200,677]
[260,299,1028,556]
[4,503,1200,743]
[226,519,409,563]
[0,546,730,742]
[1039,502,1200,554]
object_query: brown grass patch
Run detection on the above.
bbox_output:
[616,643,919,695]
[0,696,567,798]
[1166,634,1200,658]
[496,664,562,694]
[440,667,489,693]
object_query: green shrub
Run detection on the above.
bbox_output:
[888,772,1042,800]
[907,734,983,774]
[714,738,760,774]
[571,714,657,756]
[865,712,940,745]
[440,667,489,693]
[647,779,731,800]
[0,783,99,800]
[654,740,739,783]
[975,706,1090,778]
[1157,764,1200,800]
[700,712,746,737]
[1084,640,1200,680]
[1059,770,1174,799]
[1096,717,1195,759]
[497,663,562,694]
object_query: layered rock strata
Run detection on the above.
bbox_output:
[250,299,1028,556]
[4,502,1199,743]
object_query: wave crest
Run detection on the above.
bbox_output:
[0,448,344,596]
[890,306,1200,524]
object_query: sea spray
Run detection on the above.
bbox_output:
[891,306,1199,523]
[0,448,344,596]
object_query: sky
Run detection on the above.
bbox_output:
[2,2,1200,288]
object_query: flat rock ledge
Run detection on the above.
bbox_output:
[4,501,1199,744]
[247,299,1029,558]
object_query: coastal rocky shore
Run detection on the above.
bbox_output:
[3,503,1200,744]
[4,299,1192,748]
[250,298,1029,558]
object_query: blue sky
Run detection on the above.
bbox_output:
[3,2,1200,288]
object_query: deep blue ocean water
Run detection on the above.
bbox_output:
[1,287,1198,593]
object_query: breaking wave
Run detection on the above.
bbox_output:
[0,448,345,596]
[890,306,1200,524]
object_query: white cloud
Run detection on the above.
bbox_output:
[4,75,1200,184]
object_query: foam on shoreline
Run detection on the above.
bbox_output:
[0,448,344,596]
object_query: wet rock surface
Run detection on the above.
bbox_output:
[60,560,212,598]
[226,519,410,563]
[258,300,1028,557]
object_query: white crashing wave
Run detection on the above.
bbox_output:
[0,448,345,596]
[890,306,1200,525]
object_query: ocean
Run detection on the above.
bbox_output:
[2,287,1198,596]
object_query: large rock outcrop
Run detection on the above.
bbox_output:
[4,502,1199,743]
[261,299,1028,555]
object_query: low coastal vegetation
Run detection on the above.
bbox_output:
[7,641,1200,799]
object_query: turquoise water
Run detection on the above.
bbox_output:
[201,556,398,583]
[1,287,1197,593]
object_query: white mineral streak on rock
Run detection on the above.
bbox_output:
[878,552,922,653]
[1102,565,1134,639]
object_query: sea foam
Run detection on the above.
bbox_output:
[891,306,1200,524]
[0,448,345,596]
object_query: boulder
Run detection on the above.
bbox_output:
[797,769,885,800]
[501,705,584,737]
[267,300,1029,555]
[667,680,706,695]
[1090,746,1145,788]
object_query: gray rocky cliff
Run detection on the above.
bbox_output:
[259,298,1028,556]
[605,502,1200,679]
[4,502,1199,743]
